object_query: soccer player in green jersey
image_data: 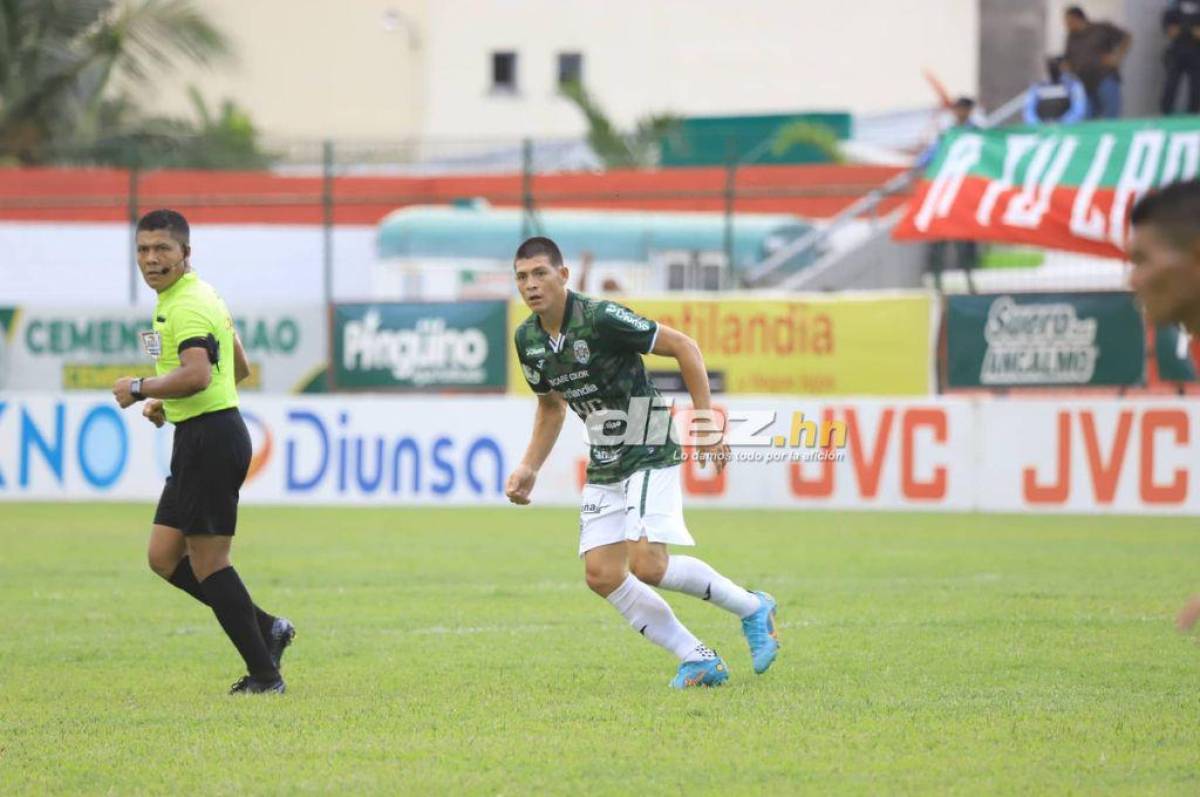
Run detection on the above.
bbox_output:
[1127,181,1200,635]
[505,237,779,688]
[112,209,293,695]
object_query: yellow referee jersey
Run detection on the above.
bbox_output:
[144,271,239,424]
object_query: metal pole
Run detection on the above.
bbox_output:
[128,157,140,305]
[322,139,334,306]
[521,137,534,239]
[722,137,736,288]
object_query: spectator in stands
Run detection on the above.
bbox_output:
[915,96,977,171]
[1064,6,1131,119]
[575,250,623,294]
[915,97,979,294]
[1023,57,1089,124]
[927,239,978,295]
[1161,1,1200,114]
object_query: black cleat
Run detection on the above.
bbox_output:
[266,617,296,670]
[229,674,286,695]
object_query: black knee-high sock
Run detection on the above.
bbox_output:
[168,558,277,641]
[199,566,279,681]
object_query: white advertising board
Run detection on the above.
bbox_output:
[2,393,1199,514]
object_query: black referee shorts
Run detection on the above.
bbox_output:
[154,407,252,536]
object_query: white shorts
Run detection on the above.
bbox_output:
[578,465,695,557]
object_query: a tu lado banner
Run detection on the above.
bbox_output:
[894,117,1200,258]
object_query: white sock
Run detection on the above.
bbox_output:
[605,574,704,661]
[659,555,761,618]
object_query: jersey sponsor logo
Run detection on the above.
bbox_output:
[573,339,591,364]
[548,369,589,387]
[604,303,652,332]
[139,330,162,359]
[525,346,546,357]
[563,383,599,400]
[521,363,541,384]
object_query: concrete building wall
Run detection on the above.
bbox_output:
[978,0,1047,114]
[138,0,428,141]
[421,0,978,139]
[137,0,978,142]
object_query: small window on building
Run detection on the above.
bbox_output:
[492,51,517,93]
[667,261,687,291]
[557,52,583,88]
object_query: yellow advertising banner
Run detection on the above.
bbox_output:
[507,294,932,395]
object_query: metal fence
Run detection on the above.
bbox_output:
[2,134,913,306]
[1,131,1136,305]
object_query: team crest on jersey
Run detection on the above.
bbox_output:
[573,340,590,364]
[140,330,162,359]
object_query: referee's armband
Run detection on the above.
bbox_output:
[179,334,220,365]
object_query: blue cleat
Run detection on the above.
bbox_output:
[741,591,779,674]
[669,656,730,689]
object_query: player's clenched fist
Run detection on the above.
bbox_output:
[505,464,537,505]
[112,376,138,408]
[143,399,166,428]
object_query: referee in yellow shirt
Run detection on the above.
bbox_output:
[112,209,293,695]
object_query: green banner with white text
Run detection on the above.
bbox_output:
[331,301,508,391]
[894,117,1200,258]
[945,292,1145,389]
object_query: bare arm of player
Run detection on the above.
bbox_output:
[505,391,568,505]
[651,323,731,472]
[234,333,251,384]
[112,347,211,408]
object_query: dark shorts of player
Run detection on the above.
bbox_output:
[153,407,251,536]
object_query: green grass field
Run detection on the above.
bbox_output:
[2,503,1199,795]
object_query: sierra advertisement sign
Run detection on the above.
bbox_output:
[893,118,1200,258]
[332,301,507,391]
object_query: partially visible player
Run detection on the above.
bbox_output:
[1127,179,1200,632]
[504,237,778,688]
[112,209,294,694]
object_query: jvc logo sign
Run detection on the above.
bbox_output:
[1022,408,1189,505]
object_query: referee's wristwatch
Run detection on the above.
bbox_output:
[130,378,146,401]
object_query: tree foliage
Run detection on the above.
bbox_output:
[768,120,843,164]
[0,0,271,168]
[560,81,680,170]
